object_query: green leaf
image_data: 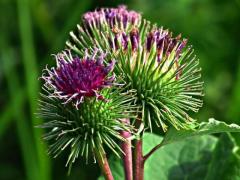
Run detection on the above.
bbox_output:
[161,118,240,146]
[99,133,218,180]
[205,133,240,180]
[143,134,217,180]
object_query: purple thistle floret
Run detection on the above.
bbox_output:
[146,29,188,62]
[121,32,129,51]
[108,27,139,52]
[83,5,141,29]
[42,50,115,108]
[130,28,139,52]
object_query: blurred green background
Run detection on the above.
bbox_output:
[0,0,240,179]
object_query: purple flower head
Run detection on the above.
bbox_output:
[83,5,141,30]
[42,50,115,108]
[146,29,188,62]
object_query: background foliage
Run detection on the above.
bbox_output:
[0,0,240,179]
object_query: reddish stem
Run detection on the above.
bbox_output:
[134,139,144,180]
[95,151,114,180]
[120,119,133,180]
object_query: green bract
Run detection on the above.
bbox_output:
[38,87,137,167]
[66,7,203,132]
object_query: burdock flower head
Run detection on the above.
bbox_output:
[67,6,203,132]
[41,50,115,108]
[67,5,141,55]
[38,49,137,168]
[83,5,141,30]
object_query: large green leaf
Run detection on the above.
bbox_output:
[205,133,240,180]
[99,134,218,180]
[161,118,240,146]
[143,134,217,180]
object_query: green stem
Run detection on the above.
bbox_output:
[16,0,51,179]
[143,143,162,162]
[2,48,39,180]
[0,91,24,138]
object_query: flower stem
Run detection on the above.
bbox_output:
[134,139,144,180]
[95,151,114,180]
[120,118,133,180]
[133,116,145,180]
[143,143,162,162]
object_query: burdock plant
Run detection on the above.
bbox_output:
[66,6,202,179]
[37,5,240,180]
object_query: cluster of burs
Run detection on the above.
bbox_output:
[38,5,203,169]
